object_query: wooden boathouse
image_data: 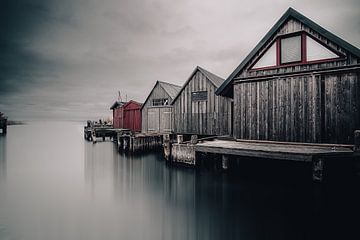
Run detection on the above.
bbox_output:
[167,8,360,181]
[172,66,232,136]
[110,101,126,129]
[141,81,181,134]
[216,7,360,144]
[122,100,142,132]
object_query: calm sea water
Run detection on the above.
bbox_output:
[0,122,359,240]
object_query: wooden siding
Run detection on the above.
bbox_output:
[123,101,142,132]
[236,18,359,80]
[141,83,174,133]
[233,71,360,144]
[231,16,360,144]
[173,71,232,136]
[113,107,124,129]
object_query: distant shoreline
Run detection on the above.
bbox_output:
[7,120,26,125]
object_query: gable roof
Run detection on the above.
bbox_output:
[216,7,360,97]
[123,100,142,109]
[140,81,181,110]
[158,81,182,99]
[110,101,126,110]
[171,66,225,104]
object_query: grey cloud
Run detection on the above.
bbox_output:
[0,0,359,121]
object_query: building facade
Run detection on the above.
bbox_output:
[141,81,181,134]
[172,66,232,136]
[216,8,360,144]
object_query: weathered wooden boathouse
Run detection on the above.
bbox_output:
[172,66,232,136]
[141,81,181,134]
[110,100,142,132]
[110,101,126,129]
[216,7,360,144]
[122,100,142,132]
[167,8,360,181]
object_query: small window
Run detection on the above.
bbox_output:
[191,91,207,101]
[252,42,277,69]
[280,35,302,64]
[152,98,168,106]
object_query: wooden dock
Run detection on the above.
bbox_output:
[116,132,163,153]
[84,126,125,142]
[84,121,163,153]
[195,139,355,162]
[167,135,359,182]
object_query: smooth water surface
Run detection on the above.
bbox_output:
[0,122,359,240]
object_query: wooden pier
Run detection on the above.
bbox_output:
[84,121,163,153]
[116,133,163,153]
[167,133,359,182]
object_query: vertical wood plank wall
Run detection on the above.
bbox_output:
[233,71,360,144]
[141,84,174,133]
[173,71,232,136]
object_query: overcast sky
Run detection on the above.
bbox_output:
[0,0,359,121]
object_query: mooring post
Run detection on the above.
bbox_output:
[354,130,360,152]
[222,155,229,170]
[130,137,134,152]
[123,137,128,151]
[91,130,97,143]
[190,135,198,145]
[118,136,123,152]
[312,157,324,182]
[177,135,183,144]
[163,134,171,161]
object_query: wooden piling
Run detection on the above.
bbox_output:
[123,137,128,151]
[222,155,229,170]
[190,135,198,145]
[91,130,97,143]
[163,134,171,161]
[355,130,360,152]
[312,157,324,182]
[177,135,184,144]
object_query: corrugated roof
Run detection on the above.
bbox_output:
[158,81,182,100]
[197,66,225,88]
[171,66,225,104]
[140,81,181,110]
[216,7,360,97]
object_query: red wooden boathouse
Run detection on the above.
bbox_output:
[123,100,142,132]
[110,101,126,129]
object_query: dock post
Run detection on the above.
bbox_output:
[312,157,324,182]
[177,135,183,144]
[222,155,229,170]
[163,134,171,161]
[123,137,128,151]
[117,133,120,147]
[91,130,97,143]
[130,137,134,152]
[3,119,7,134]
[190,135,198,145]
[354,130,360,152]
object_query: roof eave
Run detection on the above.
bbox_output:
[215,7,360,96]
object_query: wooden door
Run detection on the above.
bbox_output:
[147,108,159,132]
[160,107,172,133]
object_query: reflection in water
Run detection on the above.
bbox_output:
[84,140,360,240]
[0,122,358,240]
[0,135,6,182]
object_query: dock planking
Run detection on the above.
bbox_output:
[195,139,355,162]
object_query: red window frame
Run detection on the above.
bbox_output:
[250,31,344,71]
